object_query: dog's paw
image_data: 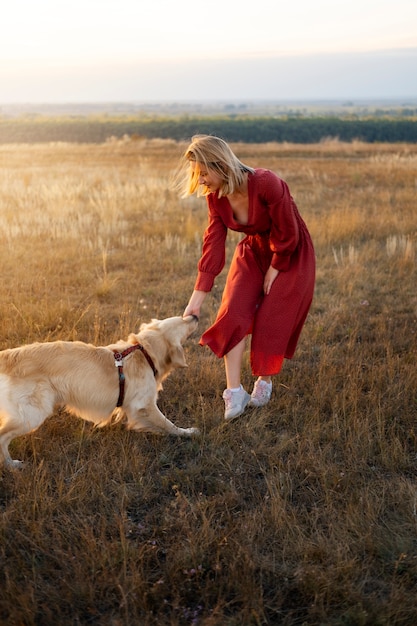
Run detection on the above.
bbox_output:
[185,427,200,436]
[178,426,200,437]
[6,459,25,470]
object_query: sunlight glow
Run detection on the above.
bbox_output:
[1,0,416,101]
[2,0,416,63]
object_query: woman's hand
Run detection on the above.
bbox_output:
[263,266,279,295]
[183,290,207,318]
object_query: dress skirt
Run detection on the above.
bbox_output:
[199,230,315,376]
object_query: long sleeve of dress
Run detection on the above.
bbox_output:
[194,202,227,292]
[260,172,300,272]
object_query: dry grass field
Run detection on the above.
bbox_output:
[0,138,416,625]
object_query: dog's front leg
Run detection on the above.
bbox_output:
[126,404,199,437]
[0,430,25,469]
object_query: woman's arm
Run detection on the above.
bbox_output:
[262,171,299,272]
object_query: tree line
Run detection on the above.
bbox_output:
[1,115,417,144]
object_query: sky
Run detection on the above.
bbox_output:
[0,0,416,103]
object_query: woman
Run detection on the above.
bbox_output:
[177,135,315,420]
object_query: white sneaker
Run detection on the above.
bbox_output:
[249,380,272,407]
[222,386,251,420]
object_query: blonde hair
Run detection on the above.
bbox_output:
[174,135,254,198]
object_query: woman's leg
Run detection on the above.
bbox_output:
[224,337,246,389]
[257,375,271,383]
[222,337,251,420]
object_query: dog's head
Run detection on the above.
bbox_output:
[129,315,198,373]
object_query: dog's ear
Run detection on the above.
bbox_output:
[169,343,187,368]
[128,333,140,344]
[139,319,160,332]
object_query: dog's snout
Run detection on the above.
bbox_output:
[183,314,199,324]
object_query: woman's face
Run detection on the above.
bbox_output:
[192,161,223,193]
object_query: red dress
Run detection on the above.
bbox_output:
[194,169,315,376]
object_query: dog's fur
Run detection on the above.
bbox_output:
[0,315,199,468]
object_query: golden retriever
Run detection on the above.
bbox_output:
[0,315,199,468]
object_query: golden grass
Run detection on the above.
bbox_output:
[0,138,416,625]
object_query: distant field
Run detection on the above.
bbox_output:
[1,110,417,144]
[2,99,417,118]
[0,139,416,625]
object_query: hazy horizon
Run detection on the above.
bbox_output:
[1,0,416,104]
